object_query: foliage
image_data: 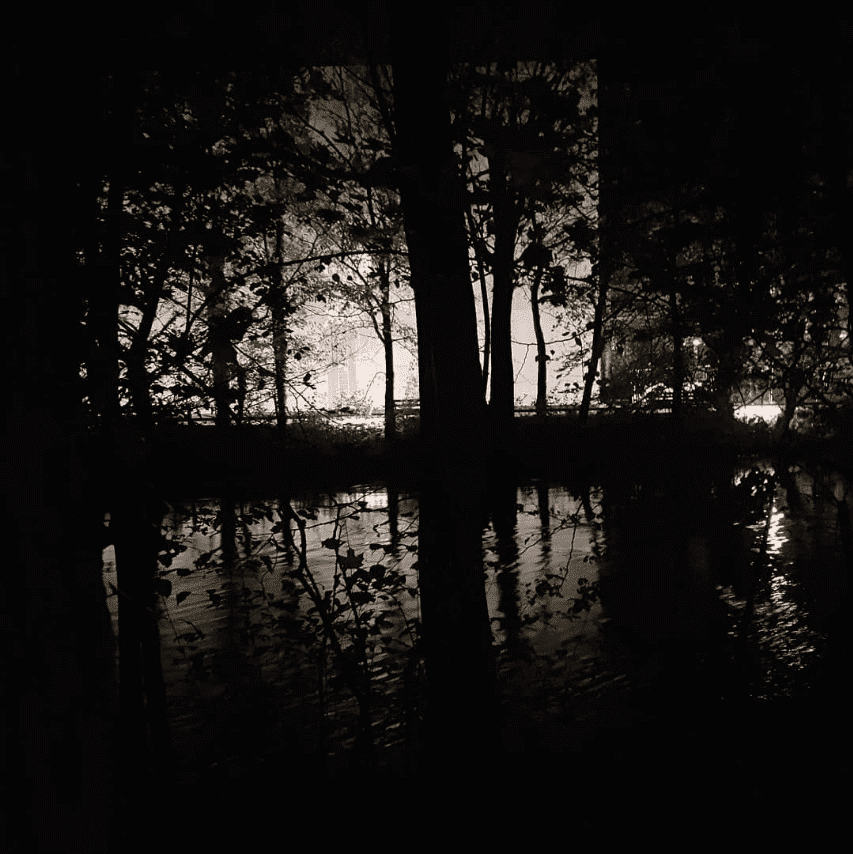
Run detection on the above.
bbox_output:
[152,480,609,768]
[79,59,851,436]
[158,492,424,762]
[598,57,852,428]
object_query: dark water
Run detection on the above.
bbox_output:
[102,460,851,796]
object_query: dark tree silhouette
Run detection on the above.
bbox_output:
[391,14,498,775]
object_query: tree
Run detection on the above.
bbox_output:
[450,60,596,440]
[597,44,853,435]
[287,64,417,443]
[390,18,497,774]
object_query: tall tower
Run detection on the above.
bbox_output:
[327,329,358,405]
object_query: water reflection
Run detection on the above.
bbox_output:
[714,463,850,700]
[100,461,849,777]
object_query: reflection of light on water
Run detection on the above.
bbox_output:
[734,403,782,424]
[348,487,391,510]
[766,507,786,556]
[741,488,822,696]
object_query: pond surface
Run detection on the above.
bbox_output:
[101,460,851,790]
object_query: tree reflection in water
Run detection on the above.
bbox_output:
[102,460,850,794]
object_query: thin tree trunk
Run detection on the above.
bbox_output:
[271,219,289,436]
[467,210,492,401]
[488,163,522,447]
[83,136,155,795]
[381,268,397,445]
[205,253,233,430]
[530,264,548,418]
[579,54,622,425]
[578,269,609,424]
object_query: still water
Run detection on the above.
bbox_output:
[101,461,850,780]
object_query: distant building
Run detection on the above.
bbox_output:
[326,329,359,406]
[327,359,358,402]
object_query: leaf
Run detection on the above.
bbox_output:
[176,591,191,606]
[155,578,172,598]
[339,548,363,569]
[406,587,418,597]
[322,537,341,551]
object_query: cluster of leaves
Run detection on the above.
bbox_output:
[85,67,411,432]
[155,493,424,755]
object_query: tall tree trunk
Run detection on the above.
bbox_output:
[205,253,233,430]
[392,22,497,777]
[380,266,397,445]
[578,268,609,424]
[488,160,522,450]
[530,264,548,418]
[112,193,177,804]
[81,100,156,797]
[467,212,492,402]
[80,71,176,823]
[271,218,289,436]
[580,55,622,425]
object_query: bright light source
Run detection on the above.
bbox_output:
[734,403,782,424]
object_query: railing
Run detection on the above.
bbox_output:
[512,404,618,416]
[169,399,718,427]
